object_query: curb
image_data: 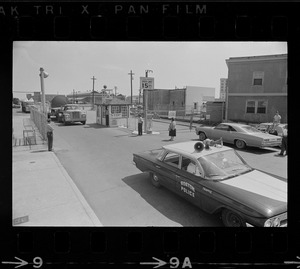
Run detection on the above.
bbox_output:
[51,152,103,226]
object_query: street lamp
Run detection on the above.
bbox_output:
[39,67,49,115]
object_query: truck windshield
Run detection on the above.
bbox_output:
[65,106,78,110]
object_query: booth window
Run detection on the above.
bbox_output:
[111,106,120,114]
[121,106,128,117]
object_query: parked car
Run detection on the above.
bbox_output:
[133,141,287,227]
[60,104,86,125]
[257,123,287,136]
[48,107,61,120]
[195,122,282,149]
[12,103,21,108]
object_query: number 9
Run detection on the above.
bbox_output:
[33,257,43,268]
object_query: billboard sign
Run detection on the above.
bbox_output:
[168,111,176,119]
[140,77,154,90]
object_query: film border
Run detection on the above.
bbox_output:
[2,1,299,268]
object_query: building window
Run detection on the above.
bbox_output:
[246,100,267,114]
[257,101,267,114]
[111,106,120,114]
[252,71,264,86]
[246,100,256,113]
[253,78,263,85]
[121,106,128,117]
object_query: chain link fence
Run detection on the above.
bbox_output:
[30,107,48,140]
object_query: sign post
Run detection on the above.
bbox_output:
[140,76,154,133]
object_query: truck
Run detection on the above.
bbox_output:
[60,104,87,125]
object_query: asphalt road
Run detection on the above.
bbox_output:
[47,111,287,227]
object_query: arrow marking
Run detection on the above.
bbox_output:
[2,257,28,268]
[140,257,167,268]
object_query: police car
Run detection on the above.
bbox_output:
[133,140,287,227]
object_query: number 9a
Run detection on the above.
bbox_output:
[33,257,43,268]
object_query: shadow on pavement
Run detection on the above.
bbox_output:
[122,172,223,227]
[84,123,110,129]
[31,149,49,153]
[234,145,279,155]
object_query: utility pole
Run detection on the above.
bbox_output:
[91,76,96,108]
[128,70,134,105]
[114,86,118,96]
[225,85,229,122]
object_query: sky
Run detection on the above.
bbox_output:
[13,41,287,100]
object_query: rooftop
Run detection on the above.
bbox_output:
[226,53,287,65]
[163,141,231,159]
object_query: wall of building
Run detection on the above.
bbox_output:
[227,59,287,94]
[228,96,287,123]
[206,102,225,123]
[185,86,215,113]
[227,55,287,123]
[148,89,171,112]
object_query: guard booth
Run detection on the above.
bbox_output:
[96,97,131,127]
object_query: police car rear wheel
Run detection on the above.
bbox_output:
[150,173,161,188]
[222,209,246,227]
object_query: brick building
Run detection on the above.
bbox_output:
[225,54,287,123]
[146,86,215,117]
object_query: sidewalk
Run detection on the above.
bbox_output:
[12,112,102,226]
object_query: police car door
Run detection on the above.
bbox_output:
[175,156,204,208]
[158,151,181,191]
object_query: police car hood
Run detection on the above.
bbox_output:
[220,170,287,216]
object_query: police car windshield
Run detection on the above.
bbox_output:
[197,150,252,180]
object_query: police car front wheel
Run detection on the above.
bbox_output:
[222,209,246,227]
[150,172,161,188]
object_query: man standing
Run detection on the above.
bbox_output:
[46,119,53,151]
[273,111,281,124]
[138,114,143,135]
[105,107,109,126]
[278,125,288,156]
